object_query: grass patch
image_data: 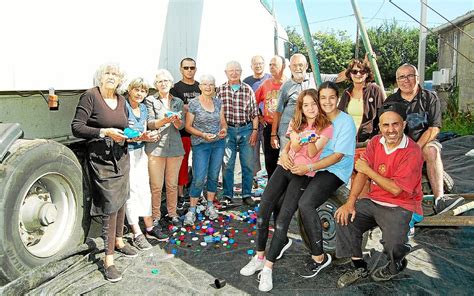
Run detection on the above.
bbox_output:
[441,87,474,135]
[442,111,473,135]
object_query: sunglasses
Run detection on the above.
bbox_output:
[350,69,366,75]
[183,66,196,70]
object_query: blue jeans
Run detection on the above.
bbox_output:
[223,123,254,199]
[189,140,225,197]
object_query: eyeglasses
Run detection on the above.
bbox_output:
[396,74,417,81]
[226,69,242,73]
[200,83,215,88]
[157,80,170,84]
[182,66,196,70]
[350,69,366,75]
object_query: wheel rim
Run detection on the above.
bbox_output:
[18,173,77,258]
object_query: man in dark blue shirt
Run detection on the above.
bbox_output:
[385,63,463,214]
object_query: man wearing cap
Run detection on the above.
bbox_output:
[334,102,423,286]
[385,63,463,214]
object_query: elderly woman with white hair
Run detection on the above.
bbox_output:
[71,63,137,283]
[145,69,185,233]
[183,74,227,225]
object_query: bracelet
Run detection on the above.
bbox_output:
[270,135,277,137]
[307,164,313,172]
[252,128,258,131]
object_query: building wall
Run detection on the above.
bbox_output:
[457,22,474,111]
[436,19,474,112]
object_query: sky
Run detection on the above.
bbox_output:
[272,0,473,38]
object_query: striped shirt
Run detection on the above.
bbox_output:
[216,82,258,125]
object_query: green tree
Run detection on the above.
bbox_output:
[286,20,437,86]
[313,30,353,73]
[286,26,308,62]
[363,20,437,84]
[286,27,352,74]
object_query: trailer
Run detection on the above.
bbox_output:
[0,0,289,283]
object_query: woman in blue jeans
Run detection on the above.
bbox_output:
[184,74,228,225]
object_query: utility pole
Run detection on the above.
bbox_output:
[295,0,322,86]
[418,0,428,84]
[355,27,360,59]
[350,0,385,97]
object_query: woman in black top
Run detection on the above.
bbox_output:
[71,63,137,282]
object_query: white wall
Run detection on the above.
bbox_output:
[0,0,287,91]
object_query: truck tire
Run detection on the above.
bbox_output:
[0,139,87,282]
[297,186,349,255]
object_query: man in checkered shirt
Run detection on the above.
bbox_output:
[217,61,259,207]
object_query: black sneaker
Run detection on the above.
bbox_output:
[276,238,293,260]
[371,258,407,282]
[171,216,182,227]
[115,244,138,258]
[104,265,122,282]
[146,226,169,241]
[220,196,234,207]
[132,234,152,251]
[337,267,368,288]
[153,219,163,230]
[243,197,256,206]
[299,254,332,278]
[434,195,464,214]
[177,196,185,210]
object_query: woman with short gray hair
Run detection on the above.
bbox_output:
[145,69,185,233]
[182,74,227,225]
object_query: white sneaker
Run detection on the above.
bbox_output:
[276,238,293,260]
[258,268,273,292]
[205,205,218,220]
[240,255,265,276]
[183,211,196,226]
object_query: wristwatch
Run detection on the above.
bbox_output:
[99,128,106,138]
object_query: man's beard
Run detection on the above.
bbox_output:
[292,72,305,83]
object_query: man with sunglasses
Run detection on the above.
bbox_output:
[385,63,463,214]
[171,58,201,210]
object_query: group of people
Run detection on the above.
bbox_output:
[237,55,463,291]
[71,54,463,287]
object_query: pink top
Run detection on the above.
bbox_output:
[286,122,333,177]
